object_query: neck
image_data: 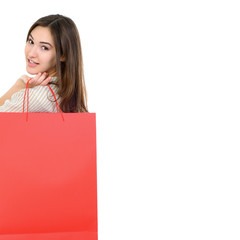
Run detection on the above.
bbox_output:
[48,70,57,77]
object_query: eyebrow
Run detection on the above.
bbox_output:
[29,33,53,48]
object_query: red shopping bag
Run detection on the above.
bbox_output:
[0,82,98,239]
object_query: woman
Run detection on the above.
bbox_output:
[0,14,88,113]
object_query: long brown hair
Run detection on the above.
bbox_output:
[26,14,88,113]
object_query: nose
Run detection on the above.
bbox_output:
[28,45,38,58]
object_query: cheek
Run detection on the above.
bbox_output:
[41,53,57,71]
[24,45,29,56]
[47,54,57,66]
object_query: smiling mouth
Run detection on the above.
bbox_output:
[28,59,39,64]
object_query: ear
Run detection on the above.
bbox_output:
[60,56,66,62]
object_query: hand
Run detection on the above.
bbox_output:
[20,72,52,88]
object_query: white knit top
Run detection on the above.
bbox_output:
[0,77,60,113]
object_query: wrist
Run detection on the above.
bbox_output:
[16,77,27,89]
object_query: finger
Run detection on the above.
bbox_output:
[20,75,31,83]
[33,72,45,83]
[31,72,49,85]
[28,77,36,84]
[37,72,49,84]
[40,77,52,86]
[29,72,42,83]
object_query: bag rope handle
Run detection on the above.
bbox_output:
[23,79,64,122]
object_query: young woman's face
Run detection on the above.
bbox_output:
[25,26,56,76]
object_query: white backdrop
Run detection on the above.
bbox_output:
[0,0,240,239]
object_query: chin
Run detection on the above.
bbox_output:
[26,71,37,75]
[26,67,39,75]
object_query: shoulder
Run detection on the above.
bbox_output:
[0,80,60,112]
[27,82,60,112]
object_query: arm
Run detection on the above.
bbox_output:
[0,78,25,107]
[0,73,52,107]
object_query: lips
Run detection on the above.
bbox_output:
[28,59,39,64]
[27,58,39,68]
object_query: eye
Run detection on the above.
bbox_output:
[41,46,49,50]
[28,39,34,44]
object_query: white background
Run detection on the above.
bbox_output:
[0,1,240,239]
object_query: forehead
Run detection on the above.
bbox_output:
[30,26,54,44]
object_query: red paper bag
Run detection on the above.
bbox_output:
[0,84,98,239]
